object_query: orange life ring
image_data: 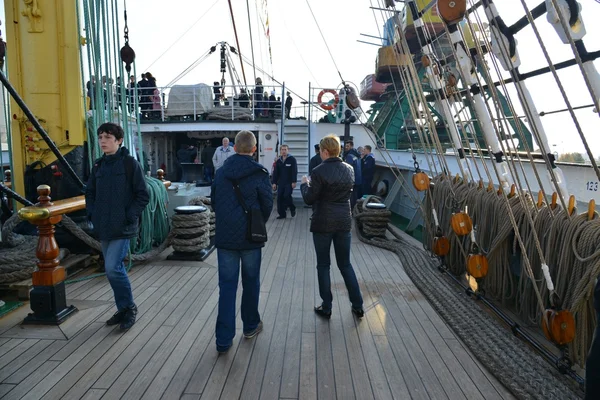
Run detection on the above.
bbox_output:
[317,89,339,110]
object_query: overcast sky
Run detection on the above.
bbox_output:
[1,0,599,156]
[109,0,600,156]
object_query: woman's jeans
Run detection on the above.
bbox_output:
[313,231,363,311]
[216,248,262,348]
[101,239,135,311]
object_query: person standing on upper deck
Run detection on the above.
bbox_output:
[285,92,293,119]
[272,144,297,219]
[213,137,235,171]
[300,134,364,320]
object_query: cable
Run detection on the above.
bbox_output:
[304,0,345,83]
[246,0,258,85]
[142,0,219,72]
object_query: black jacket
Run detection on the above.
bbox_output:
[309,153,322,175]
[212,154,273,250]
[272,155,298,186]
[85,147,150,241]
[301,157,354,233]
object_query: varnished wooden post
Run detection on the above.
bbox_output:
[156,169,165,181]
[22,185,77,324]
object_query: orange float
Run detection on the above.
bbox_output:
[317,89,340,110]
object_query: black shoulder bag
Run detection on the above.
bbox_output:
[230,179,268,243]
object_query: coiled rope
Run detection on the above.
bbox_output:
[354,201,582,399]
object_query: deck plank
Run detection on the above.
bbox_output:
[260,214,303,400]
[122,269,217,400]
[0,207,520,400]
[280,209,309,399]
[42,267,189,400]
[299,332,317,400]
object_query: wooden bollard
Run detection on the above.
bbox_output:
[18,185,79,324]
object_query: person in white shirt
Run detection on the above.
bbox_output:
[212,137,236,170]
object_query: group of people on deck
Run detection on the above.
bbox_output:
[86,123,600,398]
[211,132,368,352]
[86,73,161,119]
[213,77,294,119]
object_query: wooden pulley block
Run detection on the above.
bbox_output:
[412,172,431,191]
[588,199,597,221]
[437,0,467,25]
[466,253,488,279]
[568,195,576,216]
[345,87,360,110]
[421,55,431,67]
[433,235,450,257]
[451,212,472,236]
[541,309,575,345]
[537,190,544,208]
[550,192,558,210]
[508,184,516,198]
[447,73,457,87]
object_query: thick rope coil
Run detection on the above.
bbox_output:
[187,196,216,237]
[353,196,392,237]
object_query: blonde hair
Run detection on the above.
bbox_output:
[234,130,256,154]
[319,134,341,157]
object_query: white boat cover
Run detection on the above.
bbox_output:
[166,84,213,116]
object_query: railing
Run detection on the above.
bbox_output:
[106,84,291,123]
[17,172,171,325]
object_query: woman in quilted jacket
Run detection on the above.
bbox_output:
[300,134,364,320]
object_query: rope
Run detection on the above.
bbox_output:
[354,205,582,399]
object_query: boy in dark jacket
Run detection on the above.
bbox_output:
[272,144,298,219]
[85,123,150,332]
[212,130,273,353]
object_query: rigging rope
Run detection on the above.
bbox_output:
[354,201,582,399]
[226,0,248,88]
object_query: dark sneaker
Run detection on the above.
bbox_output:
[244,321,263,339]
[119,306,138,332]
[106,310,126,326]
[314,306,331,320]
[217,343,232,354]
[291,209,296,217]
[352,307,365,319]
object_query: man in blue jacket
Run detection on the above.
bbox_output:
[343,140,362,209]
[272,144,298,219]
[212,130,273,353]
[361,145,376,195]
[85,123,149,332]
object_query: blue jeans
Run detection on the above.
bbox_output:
[204,166,214,183]
[313,231,363,311]
[216,248,262,349]
[101,239,135,311]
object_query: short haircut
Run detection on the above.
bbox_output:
[280,144,289,149]
[320,134,341,157]
[365,145,372,151]
[234,130,256,153]
[97,122,124,141]
[346,140,354,146]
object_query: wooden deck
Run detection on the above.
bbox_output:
[0,206,515,400]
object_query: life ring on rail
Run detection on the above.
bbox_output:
[317,89,339,110]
